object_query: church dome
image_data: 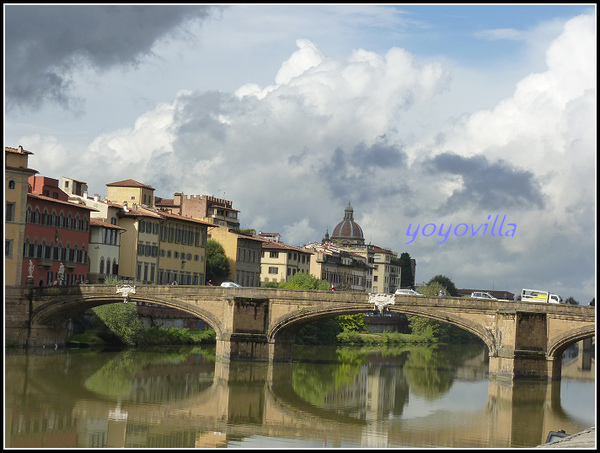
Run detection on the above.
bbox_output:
[331,203,364,246]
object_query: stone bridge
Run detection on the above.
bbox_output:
[4,284,595,380]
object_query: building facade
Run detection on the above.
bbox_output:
[88,218,126,283]
[208,225,263,286]
[154,209,210,285]
[304,242,371,292]
[106,179,155,209]
[5,146,38,286]
[155,193,240,230]
[23,176,96,286]
[260,239,312,285]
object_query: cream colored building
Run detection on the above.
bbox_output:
[304,242,371,292]
[5,146,38,286]
[88,218,126,283]
[369,246,401,294]
[260,239,312,285]
[208,225,263,286]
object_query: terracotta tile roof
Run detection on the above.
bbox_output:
[261,239,313,253]
[106,179,155,190]
[155,198,175,206]
[118,207,163,219]
[5,145,33,155]
[89,218,127,230]
[156,209,215,227]
[27,193,99,211]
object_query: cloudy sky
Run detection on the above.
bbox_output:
[4,4,596,303]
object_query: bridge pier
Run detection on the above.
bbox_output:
[488,311,556,380]
[216,296,295,362]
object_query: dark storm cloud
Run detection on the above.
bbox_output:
[426,152,546,214]
[320,141,410,203]
[4,4,219,111]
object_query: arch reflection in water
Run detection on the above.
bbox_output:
[4,343,595,448]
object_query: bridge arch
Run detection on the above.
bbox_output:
[387,307,496,353]
[267,304,495,355]
[30,294,226,338]
[547,325,596,359]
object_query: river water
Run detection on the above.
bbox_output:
[4,343,595,448]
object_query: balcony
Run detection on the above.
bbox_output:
[38,258,53,267]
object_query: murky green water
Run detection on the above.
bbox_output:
[4,343,594,448]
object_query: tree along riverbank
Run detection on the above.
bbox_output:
[66,327,449,349]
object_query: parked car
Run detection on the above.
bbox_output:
[470,291,497,300]
[221,282,241,287]
[394,289,423,296]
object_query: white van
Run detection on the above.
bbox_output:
[521,289,562,304]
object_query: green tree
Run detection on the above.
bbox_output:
[280,272,330,290]
[564,297,579,305]
[92,303,145,346]
[427,275,459,297]
[410,279,478,344]
[338,314,368,333]
[206,239,230,283]
[399,252,415,288]
[417,281,448,297]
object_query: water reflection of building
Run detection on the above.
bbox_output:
[322,364,399,420]
[561,339,595,380]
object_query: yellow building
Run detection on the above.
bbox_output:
[113,205,211,285]
[103,179,211,285]
[207,225,262,286]
[260,239,312,285]
[106,179,155,209]
[154,210,210,285]
[115,205,163,283]
[5,146,38,285]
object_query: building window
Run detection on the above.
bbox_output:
[268,267,278,274]
[5,239,13,259]
[8,180,15,190]
[5,202,15,222]
[270,251,279,258]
